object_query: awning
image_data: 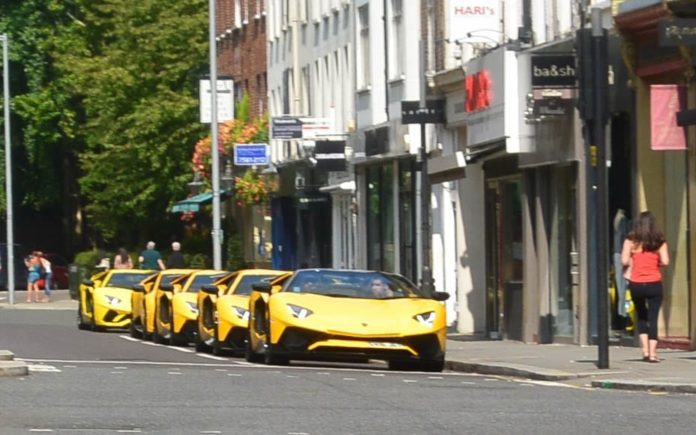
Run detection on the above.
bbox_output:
[170,189,230,213]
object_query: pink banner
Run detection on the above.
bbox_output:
[651,84,687,151]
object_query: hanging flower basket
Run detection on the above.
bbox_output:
[234,169,277,206]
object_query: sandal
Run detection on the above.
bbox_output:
[648,357,660,363]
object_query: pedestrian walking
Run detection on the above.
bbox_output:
[24,254,41,303]
[139,241,165,270]
[113,248,133,269]
[33,251,52,302]
[621,211,669,363]
[166,241,186,269]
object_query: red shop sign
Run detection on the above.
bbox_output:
[465,70,493,112]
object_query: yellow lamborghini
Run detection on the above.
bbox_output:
[130,269,194,340]
[196,269,286,355]
[153,269,229,346]
[77,269,156,331]
[246,269,450,371]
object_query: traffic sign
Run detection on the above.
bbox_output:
[234,143,269,166]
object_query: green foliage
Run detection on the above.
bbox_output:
[225,232,245,271]
[73,249,101,270]
[236,92,250,123]
[186,253,208,269]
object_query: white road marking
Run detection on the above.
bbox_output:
[427,376,443,380]
[28,430,53,433]
[317,372,331,375]
[63,365,77,368]
[370,373,385,377]
[227,373,242,377]
[215,368,228,372]
[119,335,140,342]
[196,353,227,361]
[28,364,61,373]
[168,372,182,375]
[484,378,499,382]
[515,379,587,390]
[167,346,194,353]
[343,377,356,381]
[286,375,298,378]
[117,430,142,433]
[200,431,222,434]
[403,379,417,383]
[460,381,476,385]
[110,371,124,375]
[288,433,309,435]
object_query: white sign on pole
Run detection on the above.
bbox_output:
[448,0,503,45]
[200,78,234,123]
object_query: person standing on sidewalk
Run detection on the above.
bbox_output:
[138,241,165,270]
[33,251,52,302]
[621,211,669,363]
[166,242,186,269]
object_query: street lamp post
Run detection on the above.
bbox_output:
[208,0,222,269]
[1,34,15,305]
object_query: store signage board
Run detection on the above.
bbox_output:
[401,100,446,124]
[271,117,332,140]
[199,77,234,123]
[658,19,696,47]
[234,143,269,166]
[531,55,576,88]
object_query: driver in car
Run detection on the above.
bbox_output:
[369,277,394,298]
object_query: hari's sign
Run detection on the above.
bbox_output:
[531,55,575,88]
[658,19,696,47]
[448,0,502,46]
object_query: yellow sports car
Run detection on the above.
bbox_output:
[196,269,286,355]
[130,269,194,340]
[153,269,229,346]
[77,269,156,331]
[246,269,450,371]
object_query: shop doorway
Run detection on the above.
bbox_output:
[485,177,524,340]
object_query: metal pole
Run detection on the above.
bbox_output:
[209,0,222,269]
[2,34,15,305]
[292,0,301,115]
[419,39,434,296]
[592,7,609,369]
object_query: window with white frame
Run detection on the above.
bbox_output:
[389,0,403,79]
[235,0,242,28]
[357,5,370,89]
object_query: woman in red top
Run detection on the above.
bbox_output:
[621,211,669,363]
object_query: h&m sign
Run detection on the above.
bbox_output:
[531,55,575,88]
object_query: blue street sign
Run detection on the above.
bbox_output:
[234,143,269,166]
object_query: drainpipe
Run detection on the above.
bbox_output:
[383,0,390,120]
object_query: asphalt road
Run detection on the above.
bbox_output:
[1,310,696,434]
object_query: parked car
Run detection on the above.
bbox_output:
[130,269,194,340]
[43,253,70,289]
[153,269,229,346]
[246,269,450,371]
[77,269,157,331]
[196,269,287,355]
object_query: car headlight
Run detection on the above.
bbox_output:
[287,303,313,319]
[414,311,436,327]
[104,295,121,307]
[185,301,199,314]
[232,306,250,321]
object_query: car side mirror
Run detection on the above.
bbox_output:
[432,291,450,302]
[132,284,145,293]
[252,282,272,293]
[82,279,94,287]
[201,285,219,295]
[159,283,174,292]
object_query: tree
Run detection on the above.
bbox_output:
[55,0,209,243]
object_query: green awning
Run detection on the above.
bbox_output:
[170,189,230,213]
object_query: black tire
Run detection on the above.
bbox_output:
[194,334,211,353]
[89,297,102,332]
[245,332,263,363]
[77,301,89,330]
[129,314,143,339]
[263,324,288,366]
[211,324,225,356]
[141,312,152,341]
[419,358,445,372]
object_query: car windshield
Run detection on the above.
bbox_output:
[186,273,228,293]
[159,274,185,287]
[233,275,278,296]
[284,270,422,299]
[104,272,153,288]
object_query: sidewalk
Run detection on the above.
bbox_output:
[2,291,696,392]
[445,336,696,393]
